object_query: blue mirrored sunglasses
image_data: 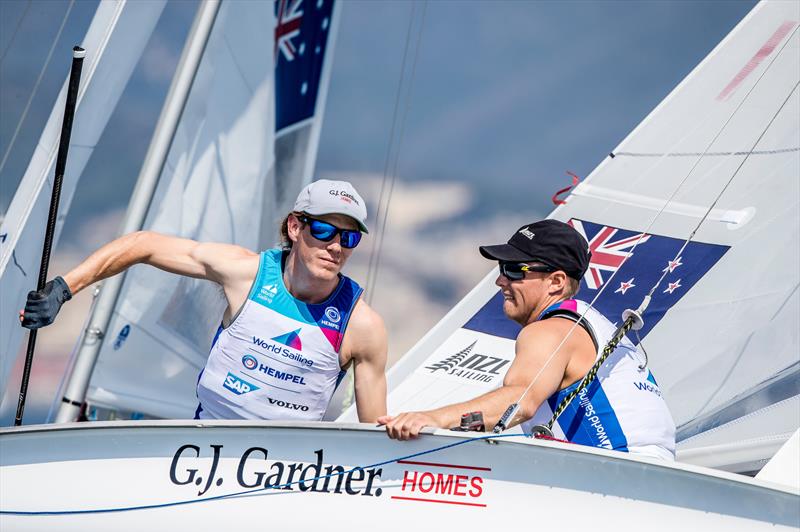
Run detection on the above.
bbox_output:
[298,215,362,249]
[499,261,556,281]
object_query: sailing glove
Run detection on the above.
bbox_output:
[21,276,72,329]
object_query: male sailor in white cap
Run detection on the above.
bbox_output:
[21,179,388,422]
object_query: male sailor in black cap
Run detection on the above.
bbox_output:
[380,219,675,460]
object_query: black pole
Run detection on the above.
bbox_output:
[15,46,85,427]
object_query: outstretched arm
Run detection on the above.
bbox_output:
[344,299,388,423]
[21,231,256,329]
[62,231,255,295]
[379,320,576,440]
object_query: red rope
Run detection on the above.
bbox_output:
[533,433,573,444]
[551,171,581,206]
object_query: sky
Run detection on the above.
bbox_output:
[0,0,757,423]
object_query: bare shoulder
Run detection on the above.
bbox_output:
[348,298,386,341]
[516,319,572,355]
[343,298,387,362]
[193,242,259,283]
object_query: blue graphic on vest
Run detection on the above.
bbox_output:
[252,335,314,367]
[258,283,278,303]
[577,388,614,449]
[223,372,259,395]
[271,328,303,350]
[113,325,131,351]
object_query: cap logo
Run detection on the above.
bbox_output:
[329,189,360,206]
[519,227,535,240]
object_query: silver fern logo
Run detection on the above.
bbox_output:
[426,341,477,373]
[425,340,510,383]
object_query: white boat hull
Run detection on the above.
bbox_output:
[1,421,797,531]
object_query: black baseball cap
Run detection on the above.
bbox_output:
[479,219,590,280]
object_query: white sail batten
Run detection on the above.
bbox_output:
[0,0,166,395]
[354,1,800,473]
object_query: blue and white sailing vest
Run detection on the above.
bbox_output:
[196,249,362,420]
[521,299,676,460]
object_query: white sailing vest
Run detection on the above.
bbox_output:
[195,249,362,420]
[521,299,676,460]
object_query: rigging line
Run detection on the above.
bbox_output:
[0,0,75,177]
[647,80,800,299]
[0,0,32,67]
[367,0,427,300]
[364,0,417,304]
[499,24,800,429]
[0,432,527,516]
[612,146,799,158]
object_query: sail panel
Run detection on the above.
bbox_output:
[87,0,340,419]
[87,0,276,418]
[0,0,166,394]
[358,1,800,471]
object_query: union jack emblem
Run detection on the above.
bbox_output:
[465,219,729,342]
[275,0,304,61]
[568,219,650,290]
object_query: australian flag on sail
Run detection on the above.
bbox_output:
[274,0,335,132]
[464,219,729,342]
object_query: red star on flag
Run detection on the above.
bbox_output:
[615,278,636,295]
[664,279,682,294]
[663,256,683,273]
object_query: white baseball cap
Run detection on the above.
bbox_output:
[293,179,369,233]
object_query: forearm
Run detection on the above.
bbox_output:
[62,231,155,295]
[354,372,387,423]
[426,385,530,430]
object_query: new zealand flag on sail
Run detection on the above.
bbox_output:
[465,219,729,342]
[274,0,335,131]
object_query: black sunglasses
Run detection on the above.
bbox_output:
[298,215,362,249]
[499,261,556,281]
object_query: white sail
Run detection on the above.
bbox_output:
[86,0,340,419]
[353,0,800,473]
[0,0,166,395]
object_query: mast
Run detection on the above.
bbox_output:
[55,0,222,423]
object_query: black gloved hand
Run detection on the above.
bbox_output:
[21,276,72,329]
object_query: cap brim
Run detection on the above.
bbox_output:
[479,244,534,262]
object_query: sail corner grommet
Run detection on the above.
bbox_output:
[621,309,645,330]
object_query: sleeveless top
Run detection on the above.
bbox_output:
[520,299,676,460]
[195,248,363,420]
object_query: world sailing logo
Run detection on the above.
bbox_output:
[272,329,303,350]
